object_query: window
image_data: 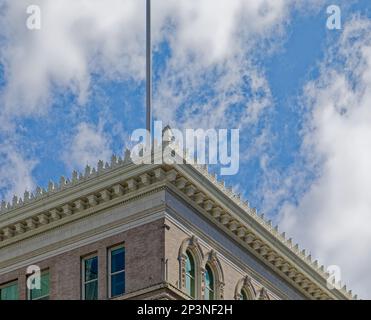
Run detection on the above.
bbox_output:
[28,271,50,300]
[185,250,195,298]
[0,281,18,300]
[82,255,98,300]
[204,264,214,300]
[108,246,125,298]
[240,289,249,300]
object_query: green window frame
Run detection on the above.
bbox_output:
[185,250,196,298]
[0,281,19,300]
[28,271,50,300]
[240,289,249,300]
[108,245,125,298]
[82,255,98,300]
[204,264,214,300]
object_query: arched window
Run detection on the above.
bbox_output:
[240,289,249,300]
[179,236,204,299]
[185,251,195,298]
[234,276,256,300]
[258,287,270,300]
[204,264,215,300]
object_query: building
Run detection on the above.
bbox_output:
[0,151,355,300]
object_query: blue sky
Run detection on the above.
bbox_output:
[1,0,371,297]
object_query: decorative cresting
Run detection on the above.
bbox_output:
[0,153,129,214]
[0,155,178,245]
[0,153,356,300]
[202,250,225,300]
[234,276,256,300]
[171,164,356,300]
[178,236,204,299]
[257,287,270,300]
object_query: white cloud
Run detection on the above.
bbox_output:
[278,17,371,299]
[151,0,329,129]
[0,0,145,199]
[63,122,112,171]
[152,0,292,129]
[0,0,298,201]
[0,0,296,128]
[154,0,289,64]
[0,0,146,117]
[0,144,36,201]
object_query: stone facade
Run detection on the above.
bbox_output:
[0,157,355,300]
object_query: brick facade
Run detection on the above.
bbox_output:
[0,219,165,300]
[0,213,302,300]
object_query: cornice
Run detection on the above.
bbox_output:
[163,209,284,300]
[0,154,356,300]
[173,164,355,300]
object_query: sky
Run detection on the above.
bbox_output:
[0,0,371,298]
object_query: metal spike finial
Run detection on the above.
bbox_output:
[111,155,117,167]
[85,165,91,177]
[72,170,78,182]
[24,191,30,202]
[12,195,18,206]
[124,149,132,164]
[60,176,66,188]
[97,160,104,172]
[48,181,54,192]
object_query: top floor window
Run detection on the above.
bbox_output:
[185,250,195,298]
[204,264,214,300]
[28,271,50,300]
[82,255,98,300]
[109,245,125,298]
[240,289,249,300]
[0,281,18,300]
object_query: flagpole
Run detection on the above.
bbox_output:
[146,0,152,134]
